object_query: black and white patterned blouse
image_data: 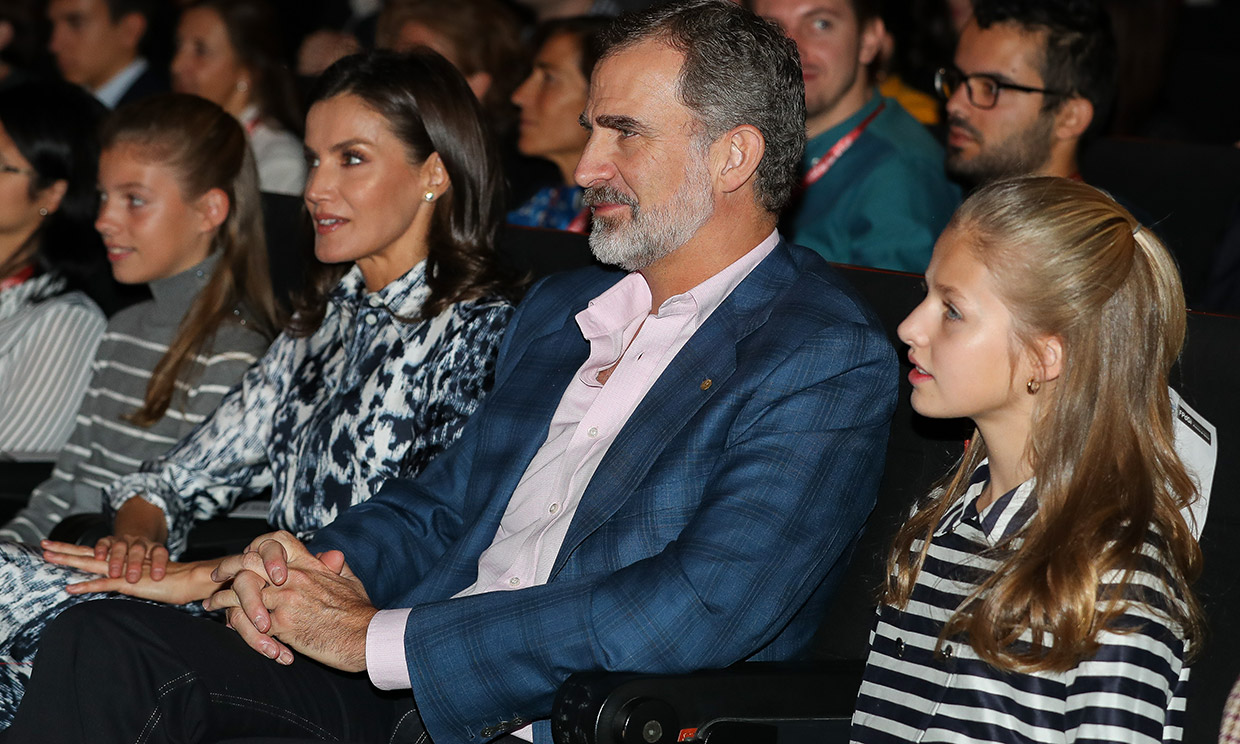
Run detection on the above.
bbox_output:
[852,464,1191,744]
[106,261,514,555]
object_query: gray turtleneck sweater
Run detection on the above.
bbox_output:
[0,257,271,544]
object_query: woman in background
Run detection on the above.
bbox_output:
[171,0,306,195]
[507,17,608,232]
[0,80,110,460]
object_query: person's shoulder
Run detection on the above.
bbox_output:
[733,242,892,357]
[442,292,517,327]
[22,290,105,329]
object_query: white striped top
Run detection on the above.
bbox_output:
[0,257,270,544]
[852,464,1190,744]
[0,273,106,460]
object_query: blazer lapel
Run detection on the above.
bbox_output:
[550,242,801,576]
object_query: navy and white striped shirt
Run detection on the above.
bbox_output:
[852,464,1190,744]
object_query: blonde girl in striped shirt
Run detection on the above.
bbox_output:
[853,177,1203,744]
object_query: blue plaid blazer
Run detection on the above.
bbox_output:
[310,240,898,743]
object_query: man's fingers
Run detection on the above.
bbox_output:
[223,607,294,665]
[257,539,289,586]
[213,548,266,583]
[231,570,273,634]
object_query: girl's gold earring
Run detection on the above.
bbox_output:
[1027,378,1041,395]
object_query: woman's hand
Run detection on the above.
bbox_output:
[100,496,172,581]
[40,541,220,605]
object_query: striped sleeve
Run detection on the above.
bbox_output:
[1064,611,1187,744]
[0,301,105,459]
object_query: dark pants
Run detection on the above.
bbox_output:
[2,600,426,743]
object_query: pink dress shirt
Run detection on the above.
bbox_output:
[366,232,781,721]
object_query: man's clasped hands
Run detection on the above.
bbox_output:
[38,531,377,673]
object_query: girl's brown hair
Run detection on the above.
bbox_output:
[101,93,279,426]
[885,176,1203,672]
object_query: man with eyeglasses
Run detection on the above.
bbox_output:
[749,0,959,273]
[939,0,1116,185]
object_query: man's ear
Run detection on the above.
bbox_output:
[195,188,231,234]
[716,124,765,195]
[858,17,886,67]
[117,11,147,53]
[1054,96,1094,142]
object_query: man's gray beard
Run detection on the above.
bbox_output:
[587,160,715,272]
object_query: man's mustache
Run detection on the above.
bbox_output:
[947,114,982,142]
[583,185,638,209]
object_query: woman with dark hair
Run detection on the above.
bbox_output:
[508,16,609,231]
[0,50,519,725]
[171,0,306,195]
[0,80,110,460]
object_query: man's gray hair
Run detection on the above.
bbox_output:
[599,0,806,214]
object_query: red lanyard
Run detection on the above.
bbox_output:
[800,101,886,191]
[0,264,34,291]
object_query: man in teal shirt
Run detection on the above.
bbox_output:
[752,0,960,272]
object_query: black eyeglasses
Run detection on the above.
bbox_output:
[934,66,1065,109]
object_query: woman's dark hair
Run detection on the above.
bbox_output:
[188,0,303,135]
[0,79,111,306]
[530,16,611,81]
[101,93,279,425]
[290,50,516,335]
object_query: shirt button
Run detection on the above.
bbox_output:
[549,503,560,514]
[364,314,377,326]
[508,577,521,587]
[587,426,598,438]
[896,638,905,658]
[368,296,383,307]
[938,644,953,660]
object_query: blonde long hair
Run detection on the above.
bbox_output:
[101,94,279,426]
[885,176,1203,672]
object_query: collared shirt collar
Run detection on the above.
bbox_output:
[576,229,780,343]
[935,460,1037,545]
[330,260,431,318]
[805,89,883,165]
[93,57,148,109]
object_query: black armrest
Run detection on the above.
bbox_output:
[552,660,864,744]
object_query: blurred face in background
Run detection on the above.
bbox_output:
[48,0,145,90]
[171,6,252,117]
[512,31,590,184]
